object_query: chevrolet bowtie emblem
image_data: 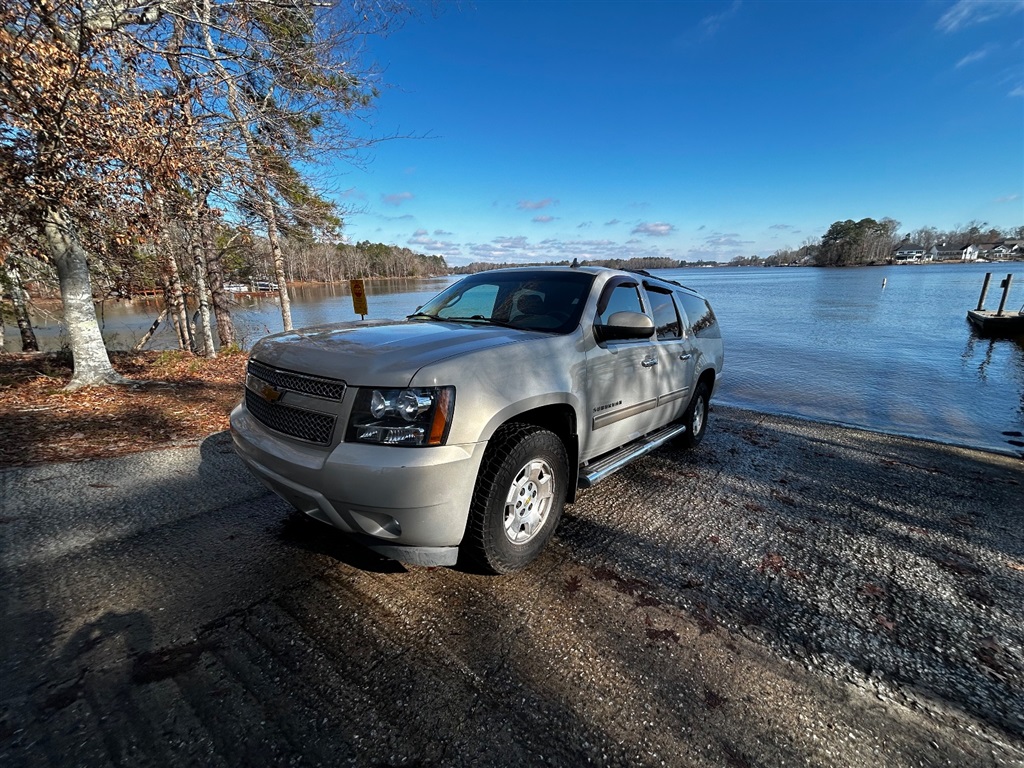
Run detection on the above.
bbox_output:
[259,383,282,402]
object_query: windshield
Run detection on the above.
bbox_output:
[412,270,595,334]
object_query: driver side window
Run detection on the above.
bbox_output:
[597,284,644,324]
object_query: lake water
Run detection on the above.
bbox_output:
[18,263,1024,457]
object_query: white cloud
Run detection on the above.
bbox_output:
[699,0,742,38]
[994,193,1021,203]
[1010,84,1024,97]
[956,47,992,68]
[632,221,677,237]
[382,191,414,206]
[604,219,620,226]
[533,215,557,223]
[434,229,453,236]
[407,232,459,254]
[517,198,558,211]
[937,0,1023,33]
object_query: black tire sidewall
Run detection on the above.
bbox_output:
[681,382,710,449]
[470,426,568,573]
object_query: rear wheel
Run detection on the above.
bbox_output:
[678,381,710,450]
[465,423,568,574]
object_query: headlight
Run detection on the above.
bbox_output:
[347,386,455,446]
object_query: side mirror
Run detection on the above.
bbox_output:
[594,311,655,342]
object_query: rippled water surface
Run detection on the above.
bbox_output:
[24,263,1024,455]
[659,263,1024,456]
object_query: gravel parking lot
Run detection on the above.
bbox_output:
[1,406,1022,766]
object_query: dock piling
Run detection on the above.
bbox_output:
[996,273,1013,317]
[976,272,992,310]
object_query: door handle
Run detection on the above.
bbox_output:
[641,356,658,368]
[679,353,692,361]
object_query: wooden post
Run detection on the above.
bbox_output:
[976,272,992,310]
[995,273,1013,317]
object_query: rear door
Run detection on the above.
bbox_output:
[643,283,696,426]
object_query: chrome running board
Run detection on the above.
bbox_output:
[578,423,688,489]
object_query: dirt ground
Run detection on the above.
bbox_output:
[0,351,247,468]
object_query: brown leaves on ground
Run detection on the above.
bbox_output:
[0,350,247,468]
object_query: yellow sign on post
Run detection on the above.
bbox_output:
[349,279,368,318]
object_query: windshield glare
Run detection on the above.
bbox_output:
[415,271,595,333]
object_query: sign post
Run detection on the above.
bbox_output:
[349,279,368,319]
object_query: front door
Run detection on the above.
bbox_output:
[583,281,661,459]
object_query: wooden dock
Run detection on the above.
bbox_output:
[968,272,1023,336]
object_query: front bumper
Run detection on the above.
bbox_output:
[230,404,487,566]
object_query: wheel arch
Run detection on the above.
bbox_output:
[486,403,580,502]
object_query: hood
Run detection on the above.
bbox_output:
[249,318,539,385]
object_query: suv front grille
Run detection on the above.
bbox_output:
[247,359,346,400]
[245,390,336,445]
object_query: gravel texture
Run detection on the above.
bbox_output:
[1,406,1022,767]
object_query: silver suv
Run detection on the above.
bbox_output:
[230,266,724,572]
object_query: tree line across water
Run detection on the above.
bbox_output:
[731,219,1023,268]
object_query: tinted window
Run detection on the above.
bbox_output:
[648,287,681,340]
[437,283,498,318]
[597,284,644,324]
[416,270,595,334]
[676,292,719,338]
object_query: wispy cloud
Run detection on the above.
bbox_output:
[382,191,414,206]
[408,231,459,254]
[994,193,1021,203]
[699,0,742,38]
[956,46,993,68]
[604,219,620,226]
[533,215,557,223]
[577,221,592,229]
[455,234,672,266]
[434,229,453,236]
[1010,84,1024,97]
[769,223,795,231]
[632,221,677,237]
[339,187,365,200]
[517,198,558,211]
[937,0,1023,33]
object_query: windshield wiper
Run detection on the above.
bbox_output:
[442,315,518,328]
[406,311,442,320]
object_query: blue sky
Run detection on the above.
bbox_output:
[333,0,1024,265]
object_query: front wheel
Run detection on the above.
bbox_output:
[678,381,710,450]
[464,424,568,574]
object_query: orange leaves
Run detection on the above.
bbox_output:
[0,350,247,467]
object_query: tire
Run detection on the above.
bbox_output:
[465,423,568,574]
[678,381,710,450]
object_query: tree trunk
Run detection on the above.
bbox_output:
[4,263,39,352]
[189,220,217,358]
[263,199,293,331]
[132,308,168,351]
[40,205,124,388]
[202,212,236,348]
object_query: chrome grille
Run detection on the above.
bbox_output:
[247,359,346,400]
[245,390,336,445]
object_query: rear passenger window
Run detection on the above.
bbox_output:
[648,288,681,340]
[676,292,719,338]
